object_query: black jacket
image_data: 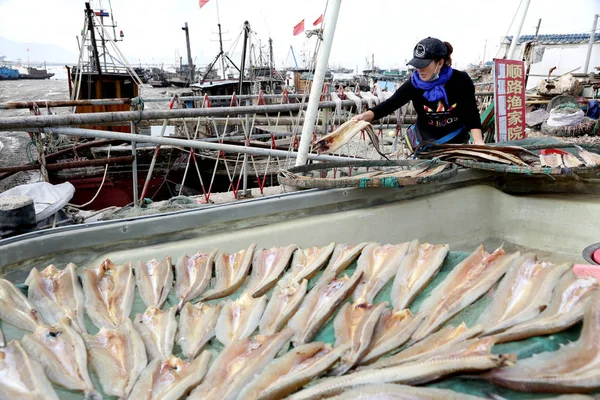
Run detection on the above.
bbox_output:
[370,69,483,143]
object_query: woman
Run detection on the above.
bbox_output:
[354,37,485,152]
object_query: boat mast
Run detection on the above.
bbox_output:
[269,38,274,84]
[182,22,194,83]
[215,0,227,80]
[217,23,227,79]
[85,2,102,75]
[199,2,240,83]
[238,21,251,95]
[296,0,342,166]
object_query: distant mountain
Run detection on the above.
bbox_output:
[0,37,78,64]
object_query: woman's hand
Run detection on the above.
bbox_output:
[352,111,375,122]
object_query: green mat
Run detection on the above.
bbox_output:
[0,251,591,399]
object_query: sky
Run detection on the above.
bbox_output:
[1,0,599,70]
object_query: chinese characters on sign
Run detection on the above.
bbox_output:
[494,59,526,142]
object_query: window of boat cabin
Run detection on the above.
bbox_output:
[102,81,117,99]
[79,79,96,99]
[121,79,136,98]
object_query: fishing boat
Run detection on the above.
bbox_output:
[49,1,175,209]
[0,65,19,80]
[18,66,55,80]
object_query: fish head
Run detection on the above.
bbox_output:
[385,308,413,327]
[323,278,348,297]
[187,252,210,272]
[559,277,600,313]
[225,250,244,269]
[482,247,506,265]
[158,356,190,381]
[99,259,117,275]
[279,281,301,298]
[40,264,61,278]
[142,259,161,276]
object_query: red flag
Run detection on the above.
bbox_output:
[199,0,210,8]
[313,14,323,26]
[293,19,305,36]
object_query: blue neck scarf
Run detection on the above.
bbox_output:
[411,66,453,106]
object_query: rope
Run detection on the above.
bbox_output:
[26,140,38,164]
[131,97,145,124]
[67,145,112,209]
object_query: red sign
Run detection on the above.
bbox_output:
[494,59,526,142]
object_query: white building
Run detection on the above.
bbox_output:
[500,33,600,90]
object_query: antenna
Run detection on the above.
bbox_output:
[202,2,239,82]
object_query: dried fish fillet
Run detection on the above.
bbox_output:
[478,255,571,336]
[82,259,135,329]
[412,245,519,341]
[86,319,147,398]
[326,383,483,400]
[201,244,256,300]
[363,322,483,370]
[359,308,419,365]
[314,120,372,154]
[280,243,336,286]
[174,249,217,309]
[352,242,409,303]
[259,279,308,335]
[488,294,600,393]
[25,264,86,333]
[413,163,450,178]
[238,342,349,400]
[575,145,600,166]
[21,320,99,398]
[0,340,59,400]
[540,153,563,168]
[331,301,388,375]
[176,301,222,360]
[493,273,599,343]
[563,153,584,168]
[0,278,44,332]
[405,336,499,368]
[288,341,514,399]
[289,268,363,346]
[245,244,297,297]
[189,329,293,400]
[391,241,449,310]
[316,243,369,285]
[429,149,524,165]
[135,256,173,309]
[127,352,211,400]
[134,305,178,361]
[0,323,4,348]
[215,292,267,346]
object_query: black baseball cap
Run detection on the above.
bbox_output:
[407,37,448,69]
